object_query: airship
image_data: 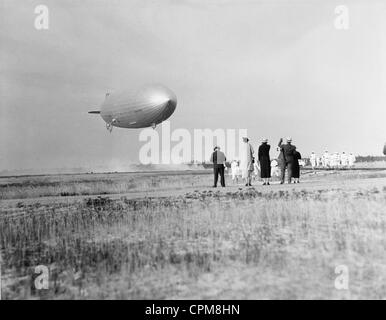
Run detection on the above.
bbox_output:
[89,84,177,132]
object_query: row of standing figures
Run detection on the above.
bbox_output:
[210,137,301,187]
[309,151,356,169]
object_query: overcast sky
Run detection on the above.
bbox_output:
[1,0,385,171]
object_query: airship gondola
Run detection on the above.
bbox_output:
[89,84,177,132]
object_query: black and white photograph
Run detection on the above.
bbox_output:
[1,0,386,305]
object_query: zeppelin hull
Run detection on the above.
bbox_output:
[97,84,177,129]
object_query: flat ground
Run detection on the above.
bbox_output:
[1,168,386,299]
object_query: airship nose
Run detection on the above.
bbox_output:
[163,95,177,117]
[148,85,177,111]
[148,86,176,105]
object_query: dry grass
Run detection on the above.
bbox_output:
[1,182,386,299]
[2,169,386,200]
[0,172,212,200]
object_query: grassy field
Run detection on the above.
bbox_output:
[1,166,386,200]
[0,171,212,200]
[1,169,386,299]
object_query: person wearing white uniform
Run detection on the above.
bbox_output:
[328,153,334,168]
[230,160,240,183]
[348,153,356,168]
[270,159,280,178]
[331,152,338,168]
[310,152,317,171]
[331,153,336,168]
[322,151,330,168]
[340,152,348,168]
[318,156,323,167]
[329,153,335,168]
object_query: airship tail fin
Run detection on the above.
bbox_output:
[88,111,100,114]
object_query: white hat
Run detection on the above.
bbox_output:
[286,137,292,142]
[262,138,268,143]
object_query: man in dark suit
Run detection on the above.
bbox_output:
[210,146,227,187]
[278,137,296,184]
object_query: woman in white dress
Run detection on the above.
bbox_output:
[240,137,255,186]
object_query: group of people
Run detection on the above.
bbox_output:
[210,137,302,187]
[309,151,356,170]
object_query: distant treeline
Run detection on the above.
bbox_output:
[355,156,386,163]
[194,155,386,168]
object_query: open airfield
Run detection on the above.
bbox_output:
[1,167,386,299]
